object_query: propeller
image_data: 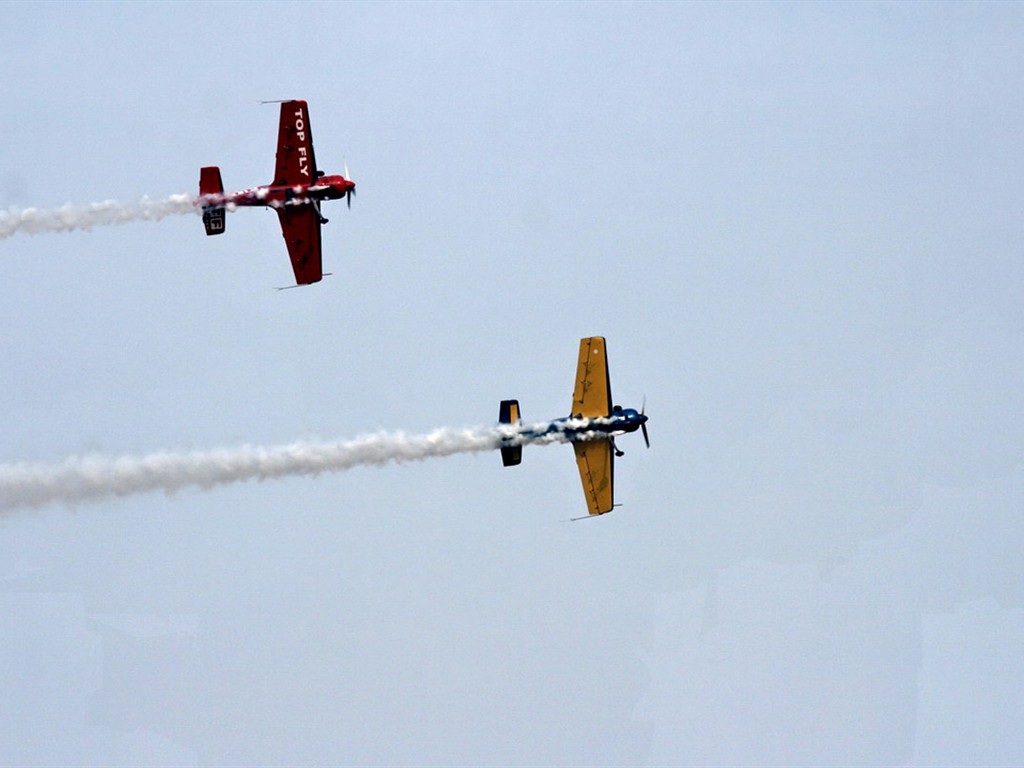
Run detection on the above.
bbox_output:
[343,162,355,209]
[641,396,650,448]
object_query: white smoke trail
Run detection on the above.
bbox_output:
[0,191,345,241]
[0,423,578,513]
[0,195,201,239]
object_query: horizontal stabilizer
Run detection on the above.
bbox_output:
[199,166,224,197]
[499,399,522,467]
[199,166,226,236]
[499,399,521,425]
[500,446,522,467]
[202,207,225,236]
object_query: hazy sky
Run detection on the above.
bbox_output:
[1,2,1022,765]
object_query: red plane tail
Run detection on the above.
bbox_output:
[199,166,226,236]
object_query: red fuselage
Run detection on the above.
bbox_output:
[218,175,354,209]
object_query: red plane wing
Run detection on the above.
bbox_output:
[276,205,323,285]
[272,100,318,187]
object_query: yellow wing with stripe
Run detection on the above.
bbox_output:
[571,336,612,418]
[573,440,614,515]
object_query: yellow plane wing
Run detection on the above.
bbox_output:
[571,336,612,418]
[573,439,614,515]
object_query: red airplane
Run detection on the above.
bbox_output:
[198,100,355,285]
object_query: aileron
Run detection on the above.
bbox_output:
[274,100,318,186]
[573,440,614,515]
[276,206,323,285]
[572,336,612,418]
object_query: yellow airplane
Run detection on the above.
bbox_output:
[499,336,649,516]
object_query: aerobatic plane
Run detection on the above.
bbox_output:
[499,336,649,516]
[198,100,355,285]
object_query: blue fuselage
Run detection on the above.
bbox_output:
[520,407,648,442]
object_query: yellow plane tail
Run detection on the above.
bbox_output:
[498,399,522,467]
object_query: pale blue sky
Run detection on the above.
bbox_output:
[1,2,1022,765]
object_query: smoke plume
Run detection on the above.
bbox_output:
[0,424,576,513]
[0,195,200,239]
